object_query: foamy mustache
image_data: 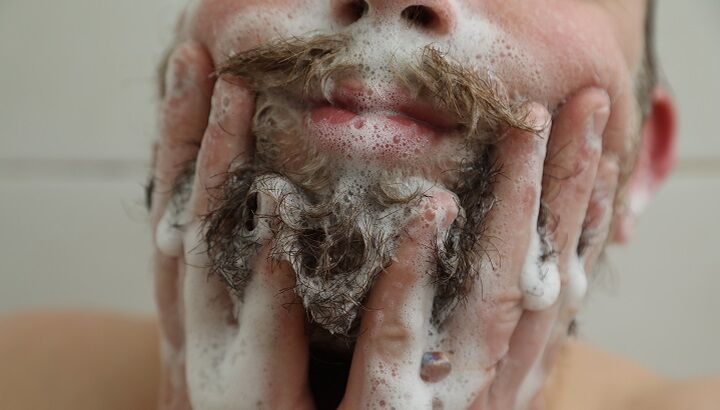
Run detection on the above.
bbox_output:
[216,34,535,139]
[195,34,538,335]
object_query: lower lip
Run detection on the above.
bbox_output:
[306,106,443,164]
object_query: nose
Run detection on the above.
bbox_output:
[332,0,456,35]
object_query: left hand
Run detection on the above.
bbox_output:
[339,88,618,410]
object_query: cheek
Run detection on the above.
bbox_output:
[472,1,622,100]
[468,0,640,165]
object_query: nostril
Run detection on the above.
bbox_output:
[335,0,369,25]
[401,5,449,34]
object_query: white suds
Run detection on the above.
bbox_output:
[180,3,552,407]
[521,231,561,312]
[155,204,187,257]
[565,256,588,311]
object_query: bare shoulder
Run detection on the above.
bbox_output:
[0,312,717,410]
[634,376,720,410]
[549,340,720,410]
[0,310,160,410]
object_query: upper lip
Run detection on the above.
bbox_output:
[311,78,460,132]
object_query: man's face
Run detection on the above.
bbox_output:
[153,1,657,408]
[185,0,647,171]
[184,0,647,333]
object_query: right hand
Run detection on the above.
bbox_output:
[150,41,314,409]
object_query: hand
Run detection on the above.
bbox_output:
[150,40,621,410]
[338,89,618,409]
[151,41,313,409]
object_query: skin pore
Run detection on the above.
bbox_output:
[7,0,720,409]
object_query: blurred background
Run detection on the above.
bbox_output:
[0,0,718,378]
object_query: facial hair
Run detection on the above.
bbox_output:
[193,34,534,336]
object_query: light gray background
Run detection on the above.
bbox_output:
[1,1,718,378]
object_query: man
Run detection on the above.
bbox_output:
[147,0,681,408]
[0,0,717,409]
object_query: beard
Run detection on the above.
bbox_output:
[192,34,534,336]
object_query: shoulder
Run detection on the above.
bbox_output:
[634,377,720,410]
[0,310,160,410]
[549,340,720,410]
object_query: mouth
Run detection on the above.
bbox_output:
[303,78,462,165]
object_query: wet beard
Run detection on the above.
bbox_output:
[202,93,501,337]
[201,34,531,337]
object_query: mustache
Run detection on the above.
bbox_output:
[216,34,535,138]
[197,34,536,335]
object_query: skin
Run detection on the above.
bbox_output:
[146,0,683,408]
[1,312,719,410]
[0,0,693,409]
[3,0,715,407]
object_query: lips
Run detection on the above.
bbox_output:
[303,79,460,164]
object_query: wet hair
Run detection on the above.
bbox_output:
[216,35,534,138]
[147,4,661,210]
[200,35,532,334]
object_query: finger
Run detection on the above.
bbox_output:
[444,105,552,408]
[151,42,213,408]
[182,191,311,409]
[487,89,610,409]
[579,155,621,273]
[180,228,234,407]
[448,103,552,366]
[153,41,214,256]
[234,191,313,408]
[342,188,459,409]
[541,88,609,306]
[180,75,261,407]
[153,250,192,410]
[189,76,255,217]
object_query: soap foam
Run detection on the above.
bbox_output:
[156,203,186,257]
[565,255,588,312]
[217,0,543,107]
[182,3,552,407]
[183,222,246,409]
[521,230,561,311]
[155,169,193,258]
[183,207,294,409]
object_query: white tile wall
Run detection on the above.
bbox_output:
[580,174,720,377]
[0,179,154,314]
[0,0,183,160]
[0,1,718,378]
[656,1,720,159]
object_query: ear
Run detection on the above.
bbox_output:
[612,87,677,243]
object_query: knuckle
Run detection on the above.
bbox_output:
[372,318,415,358]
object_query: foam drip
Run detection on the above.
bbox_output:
[521,230,561,311]
[156,202,188,257]
[183,197,291,409]
[183,222,246,409]
[155,170,193,258]
[565,256,588,311]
